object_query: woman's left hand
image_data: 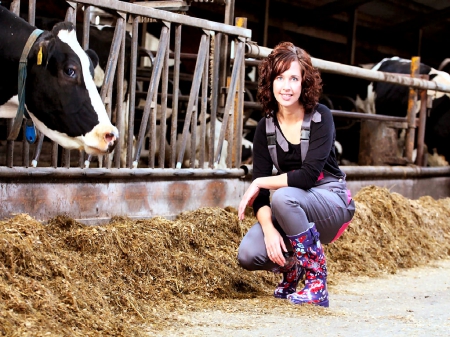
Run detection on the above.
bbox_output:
[238,181,260,220]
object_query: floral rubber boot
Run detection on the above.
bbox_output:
[286,223,329,307]
[273,257,305,299]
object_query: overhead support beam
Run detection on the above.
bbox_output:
[347,8,358,65]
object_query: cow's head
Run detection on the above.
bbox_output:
[25,22,118,155]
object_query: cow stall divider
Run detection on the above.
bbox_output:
[1,0,450,223]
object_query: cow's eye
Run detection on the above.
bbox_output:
[64,67,76,78]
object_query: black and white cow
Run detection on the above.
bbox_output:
[0,7,118,155]
[356,56,450,164]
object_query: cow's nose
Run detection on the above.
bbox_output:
[105,130,119,152]
[105,131,118,143]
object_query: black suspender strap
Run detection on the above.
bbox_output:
[266,110,321,173]
[266,117,282,173]
[300,112,312,163]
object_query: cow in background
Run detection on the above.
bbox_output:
[355,56,450,165]
[0,7,118,155]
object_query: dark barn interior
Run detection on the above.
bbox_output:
[189,0,450,70]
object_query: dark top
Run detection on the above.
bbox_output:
[252,103,344,216]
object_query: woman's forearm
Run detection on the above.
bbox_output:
[256,205,275,233]
[254,173,288,190]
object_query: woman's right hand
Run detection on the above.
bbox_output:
[263,225,288,267]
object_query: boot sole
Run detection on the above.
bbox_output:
[289,297,329,307]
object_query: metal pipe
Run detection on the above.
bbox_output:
[158,32,170,168]
[1,165,449,179]
[113,18,126,168]
[215,40,245,166]
[405,56,420,163]
[77,0,251,38]
[208,32,222,169]
[127,16,139,168]
[176,34,209,168]
[245,43,450,93]
[100,17,125,102]
[415,89,428,166]
[169,24,182,168]
[0,167,249,178]
[133,26,169,167]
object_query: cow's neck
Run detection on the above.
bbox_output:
[0,7,38,105]
[0,7,36,63]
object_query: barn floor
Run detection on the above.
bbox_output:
[1,185,450,336]
[149,259,450,336]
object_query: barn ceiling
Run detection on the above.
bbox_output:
[187,0,450,70]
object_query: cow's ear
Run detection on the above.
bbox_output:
[85,49,99,68]
[52,21,75,35]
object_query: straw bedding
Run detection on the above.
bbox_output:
[1,185,449,336]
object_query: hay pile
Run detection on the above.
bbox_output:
[1,185,450,336]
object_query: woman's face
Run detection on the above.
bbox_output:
[272,60,302,110]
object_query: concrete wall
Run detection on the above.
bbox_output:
[1,166,449,224]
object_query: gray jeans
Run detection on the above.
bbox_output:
[237,176,355,271]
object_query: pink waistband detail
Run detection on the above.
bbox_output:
[317,172,324,181]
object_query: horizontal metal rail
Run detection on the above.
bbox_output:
[245,43,450,93]
[78,0,251,38]
[0,166,247,178]
[1,165,449,179]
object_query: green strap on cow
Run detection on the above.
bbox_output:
[7,28,44,142]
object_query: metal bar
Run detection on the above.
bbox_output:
[77,0,251,38]
[415,89,428,166]
[158,30,170,168]
[22,121,29,167]
[10,0,20,14]
[215,40,244,166]
[133,26,169,167]
[208,32,222,169]
[169,24,182,168]
[405,56,420,163]
[347,8,357,65]
[62,148,70,168]
[176,34,209,169]
[28,0,36,26]
[51,142,58,168]
[127,16,139,168]
[100,17,125,102]
[65,2,77,25]
[0,167,249,178]
[331,110,410,123]
[82,5,91,50]
[113,18,126,168]
[148,92,159,168]
[245,43,450,93]
[189,104,197,168]
[1,165,450,179]
[235,38,245,168]
[263,0,269,46]
[6,120,13,167]
[198,36,210,169]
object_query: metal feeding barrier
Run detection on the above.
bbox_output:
[1,0,449,223]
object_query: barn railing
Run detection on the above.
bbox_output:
[1,0,251,172]
[2,1,450,223]
[246,44,450,166]
[2,0,450,171]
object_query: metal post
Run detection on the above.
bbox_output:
[415,88,428,166]
[405,57,420,163]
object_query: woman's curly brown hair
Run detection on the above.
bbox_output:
[257,42,322,117]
